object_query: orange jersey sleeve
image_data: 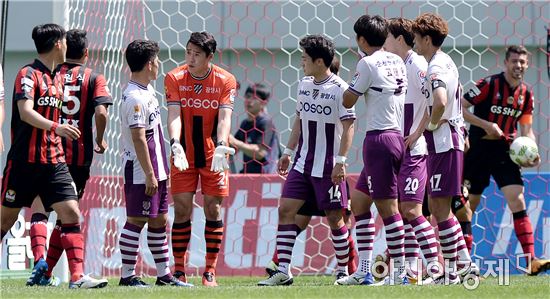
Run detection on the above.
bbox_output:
[164,67,184,106]
[216,67,237,110]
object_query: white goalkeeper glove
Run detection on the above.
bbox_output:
[171,139,189,171]
[211,142,235,172]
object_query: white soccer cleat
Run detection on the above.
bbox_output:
[372,275,410,286]
[422,274,461,285]
[257,271,293,286]
[334,272,364,285]
[69,274,108,289]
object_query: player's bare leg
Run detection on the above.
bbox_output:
[171,192,194,283]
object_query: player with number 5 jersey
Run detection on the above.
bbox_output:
[336,15,408,287]
[258,35,355,287]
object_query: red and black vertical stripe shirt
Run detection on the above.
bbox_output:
[7,59,65,164]
[56,63,112,167]
[463,72,534,141]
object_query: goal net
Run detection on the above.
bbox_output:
[53,0,550,278]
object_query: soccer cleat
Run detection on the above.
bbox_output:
[202,271,218,287]
[362,272,375,285]
[335,271,348,282]
[258,270,293,286]
[174,270,188,283]
[69,274,108,289]
[155,275,194,287]
[26,258,48,286]
[528,259,550,276]
[38,275,61,287]
[423,274,461,285]
[372,275,410,286]
[334,272,365,285]
[265,260,279,277]
[119,276,149,287]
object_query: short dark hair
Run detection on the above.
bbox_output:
[505,45,528,60]
[388,18,415,48]
[354,15,388,47]
[245,83,270,101]
[32,23,66,54]
[330,56,340,74]
[412,13,448,47]
[299,35,335,68]
[66,29,88,60]
[187,32,217,56]
[125,40,160,72]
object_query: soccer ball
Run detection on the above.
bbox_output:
[509,136,538,166]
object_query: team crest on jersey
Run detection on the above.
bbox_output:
[312,89,319,100]
[229,88,236,104]
[350,72,360,86]
[194,84,203,94]
[507,96,514,105]
[5,189,15,202]
[41,80,48,92]
[518,95,524,105]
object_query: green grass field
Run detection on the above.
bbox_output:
[0,275,548,299]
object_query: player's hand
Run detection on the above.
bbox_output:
[171,142,189,171]
[404,130,422,149]
[484,123,504,139]
[94,138,108,154]
[145,173,158,196]
[211,145,235,172]
[55,124,81,140]
[277,154,291,177]
[331,162,346,185]
[520,154,540,168]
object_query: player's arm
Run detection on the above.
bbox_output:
[18,99,80,140]
[405,108,429,149]
[94,104,108,153]
[216,107,232,146]
[342,90,359,109]
[229,134,268,159]
[131,127,158,196]
[461,98,503,139]
[427,83,447,131]
[331,118,354,184]
[277,114,301,176]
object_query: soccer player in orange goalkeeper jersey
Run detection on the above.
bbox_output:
[165,31,237,287]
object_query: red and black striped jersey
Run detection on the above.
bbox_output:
[463,72,534,140]
[7,59,65,164]
[56,63,112,167]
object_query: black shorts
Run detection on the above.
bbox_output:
[1,161,78,210]
[68,165,91,199]
[463,139,523,195]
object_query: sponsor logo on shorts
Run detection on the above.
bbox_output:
[5,190,16,202]
[143,201,151,215]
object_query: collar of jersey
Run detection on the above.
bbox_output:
[313,73,333,85]
[189,66,212,81]
[129,80,149,90]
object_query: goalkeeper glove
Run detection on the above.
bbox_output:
[211,143,235,172]
[171,139,189,171]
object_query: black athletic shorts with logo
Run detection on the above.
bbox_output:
[1,160,78,209]
[464,138,523,195]
[68,165,91,200]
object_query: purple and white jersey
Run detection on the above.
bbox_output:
[121,81,169,184]
[427,51,465,153]
[293,74,356,178]
[403,51,428,156]
[348,50,407,132]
